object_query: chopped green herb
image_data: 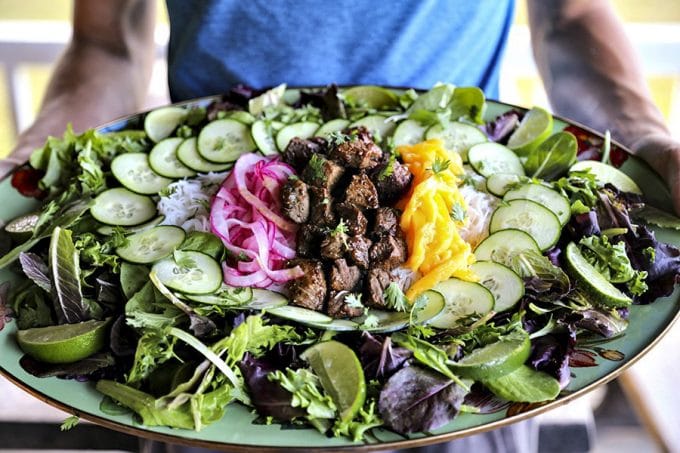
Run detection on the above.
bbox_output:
[60,415,80,431]
[308,154,326,181]
[378,151,397,181]
[331,219,349,237]
[345,293,364,309]
[429,157,451,175]
[383,282,408,312]
[360,312,380,329]
[450,202,466,222]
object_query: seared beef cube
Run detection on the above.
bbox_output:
[327,291,364,319]
[344,173,379,209]
[347,235,372,269]
[329,127,383,170]
[308,186,335,227]
[321,232,348,260]
[329,258,362,292]
[280,178,310,224]
[364,267,394,308]
[369,234,408,270]
[296,224,324,258]
[371,159,413,204]
[287,259,327,311]
[283,137,325,171]
[335,203,368,236]
[372,207,401,237]
[301,154,345,190]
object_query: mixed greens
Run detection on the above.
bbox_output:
[1,84,680,442]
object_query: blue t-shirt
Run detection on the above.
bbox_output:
[166,0,514,101]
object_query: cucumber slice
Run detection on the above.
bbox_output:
[470,261,524,312]
[392,119,428,146]
[151,251,223,295]
[356,289,445,333]
[144,106,186,143]
[569,160,642,195]
[111,152,173,195]
[97,215,165,236]
[430,279,495,328]
[148,137,196,178]
[315,119,350,138]
[248,289,289,310]
[91,188,157,226]
[490,199,561,251]
[565,242,632,308]
[349,115,396,142]
[176,137,232,173]
[468,142,525,177]
[183,286,253,306]
[4,212,39,241]
[267,305,334,324]
[474,229,541,262]
[486,173,523,197]
[504,184,571,226]
[425,121,487,161]
[198,119,257,163]
[275,121,320,151]
[116,226,186,264]
[251,120,284,156]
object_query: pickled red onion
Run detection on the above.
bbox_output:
[210,153,303,288]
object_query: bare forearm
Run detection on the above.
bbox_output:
[7,0,155,167]
[527,0,669,149]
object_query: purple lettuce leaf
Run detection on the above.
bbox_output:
[19,352,116,379]
[528,325,576,389]
[378,365,467,434]
[480,110,522,143]
[298,84,346,121]
[626,224,680,303]
[19,252,51,293]
[359,332,412,381]
[238,354,305,422]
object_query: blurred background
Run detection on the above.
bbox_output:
[0,1,678,452]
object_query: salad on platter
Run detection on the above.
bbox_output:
[2,83,680,442]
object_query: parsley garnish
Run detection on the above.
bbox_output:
[345,293,364,309]
[361,312,380,329]
[384,282,408,312]
[429,157,451,175]
[378,151,397,181]
[450,202,466,222]
[308,153,326,180]
[60,415,80,431]
[331,219,349,236]
[328,131,352,146]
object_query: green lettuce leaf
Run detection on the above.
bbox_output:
[579,235,648,295]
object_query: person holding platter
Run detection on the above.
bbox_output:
[0,1,677,452]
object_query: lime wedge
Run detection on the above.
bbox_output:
[507,107,553,156]
[17,318,111,364]
[569,160,642,195]
[449,329,530,380]
[483,365,561,402]
[301,340,366,422]
[343,86,399,109]
[144,106,186,143]
[565,242,632,308]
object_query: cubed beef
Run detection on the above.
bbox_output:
[364,267,394,308]
[320,232,347,260]
[329,127,383,170]
[369,234,408,270]
[282,137,325,171]
[301,154,345,191]
[296,224,324,258]
[308,186,335,227]
[344,173,379,209]
[327,291,365,319]
[280,178,310,224]
[335,203,368,236]
[371,159,413,205]
[347,235,372,269]
[329,258,362,292]
[372,207,401,237]
[287,259,326,311]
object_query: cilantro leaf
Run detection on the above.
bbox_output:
[450,202,466,222]
[60,415,80,431]
[383,282,408,312]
